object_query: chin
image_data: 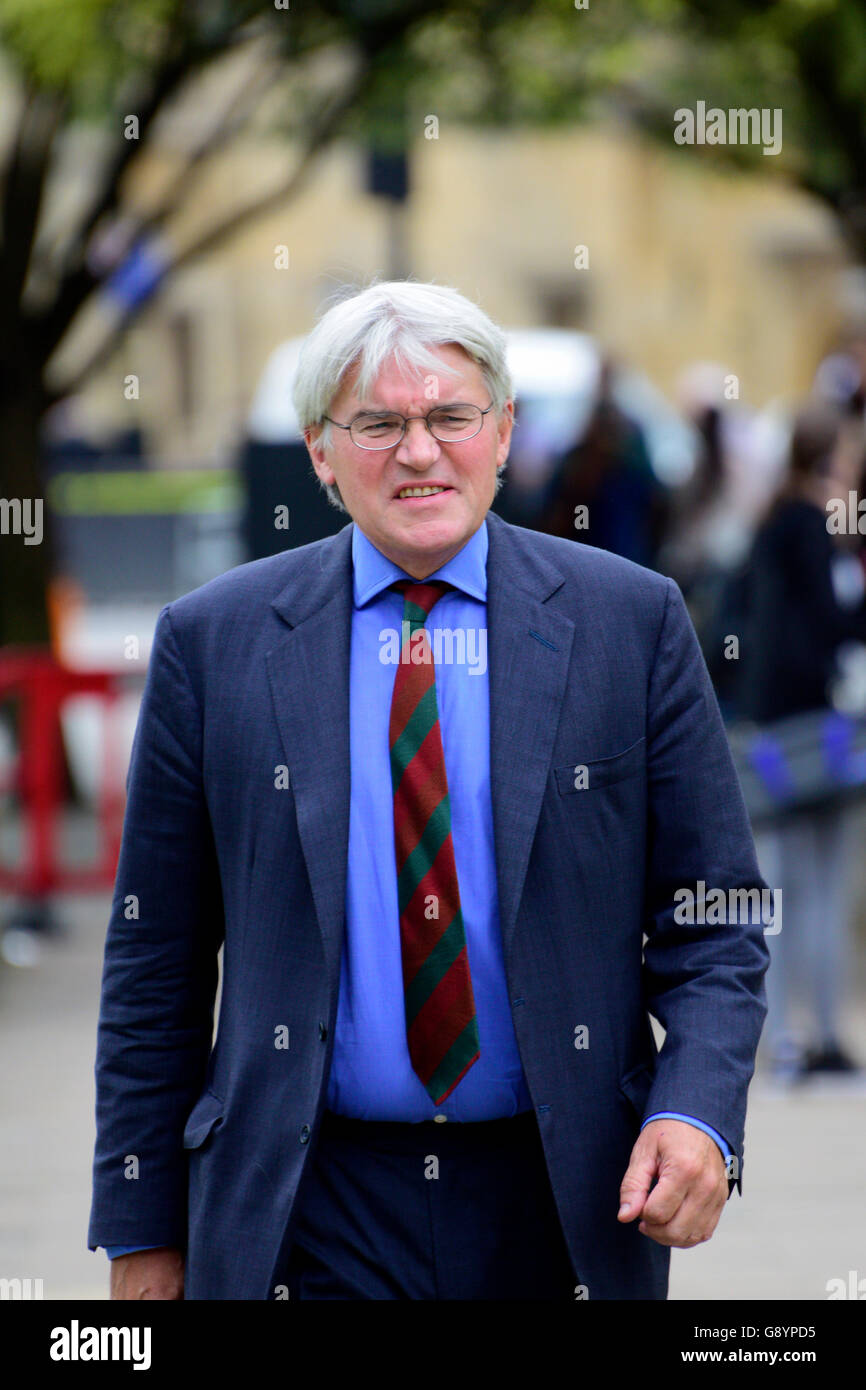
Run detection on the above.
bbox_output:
[404,522,463,550]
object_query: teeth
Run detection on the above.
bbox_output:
[398,485,447,498]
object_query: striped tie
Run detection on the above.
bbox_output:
[388,579,480,1106]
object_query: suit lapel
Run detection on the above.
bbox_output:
[264,511,577,984]
[266,522,354,987]
[485,511,575,959]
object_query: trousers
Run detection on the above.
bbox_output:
[754,803,853,1058]
[282,1107,578,1300]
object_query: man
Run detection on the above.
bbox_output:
[89,280,769,1300]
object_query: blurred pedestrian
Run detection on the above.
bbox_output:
[540,359,667,567]
[736,403,866,1080]
[660,366,785,718]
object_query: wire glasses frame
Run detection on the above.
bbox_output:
[322,402,496,450]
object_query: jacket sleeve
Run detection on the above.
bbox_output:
[87,604,224,1253]
[641,577,770,1190]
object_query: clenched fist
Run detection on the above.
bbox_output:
[617,1118,729,1248]
[110,1247,185,1300]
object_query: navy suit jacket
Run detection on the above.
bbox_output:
[88,509,769,1299]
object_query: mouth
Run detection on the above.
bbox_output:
[393,484,454,502]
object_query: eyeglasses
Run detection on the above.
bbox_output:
[322,402,495,450]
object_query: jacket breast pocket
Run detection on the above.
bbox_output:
[182,1088,225,1150]
[555,735,646,795]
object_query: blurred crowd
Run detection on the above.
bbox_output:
[503,332,866,1084]
[235,324,866,1086]
[7,321,866,1088]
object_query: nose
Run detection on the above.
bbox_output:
[394,416,440,466]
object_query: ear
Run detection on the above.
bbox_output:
[495,400,514,468]
[304,425,337,487]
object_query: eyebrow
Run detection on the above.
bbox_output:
[351,399,473,415]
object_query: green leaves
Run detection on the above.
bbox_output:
[0,0,176,92]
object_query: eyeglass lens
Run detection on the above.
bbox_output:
[351,405,483,446]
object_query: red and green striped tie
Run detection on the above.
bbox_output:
[388,579,481,1106]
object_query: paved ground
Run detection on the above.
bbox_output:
[1,866,865,1301]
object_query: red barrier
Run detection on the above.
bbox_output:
[0,649,126,896]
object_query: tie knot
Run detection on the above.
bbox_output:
[391,579,453,618]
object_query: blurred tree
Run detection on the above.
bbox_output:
[613,0,866,260]
[0,0,541,645]
[1,0,864,643]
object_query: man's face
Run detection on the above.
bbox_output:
[304,342,513,578]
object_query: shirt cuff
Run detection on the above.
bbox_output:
[641,1111,733,1165]
[103,1244,164,1259]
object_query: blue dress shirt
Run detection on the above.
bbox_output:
[103,519,730,1259]
[325,519,532,1120]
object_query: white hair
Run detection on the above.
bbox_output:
[292,278,514,510]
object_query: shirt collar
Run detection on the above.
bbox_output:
[351,516,488,608]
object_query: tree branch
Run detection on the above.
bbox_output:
[34,3,254,358]
[116,46,286,260]
[0,85,66,335]
[55,56,373,398]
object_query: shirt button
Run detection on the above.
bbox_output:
[433,1114,448,1123]
[318,1022,328,1041]
[299,1124,311,1144]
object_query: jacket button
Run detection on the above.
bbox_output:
[318,1022,328,1041]
[299,1124,311,1144]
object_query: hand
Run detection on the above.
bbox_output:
[110,1247,185,1300]
[616,1118,729,1248]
